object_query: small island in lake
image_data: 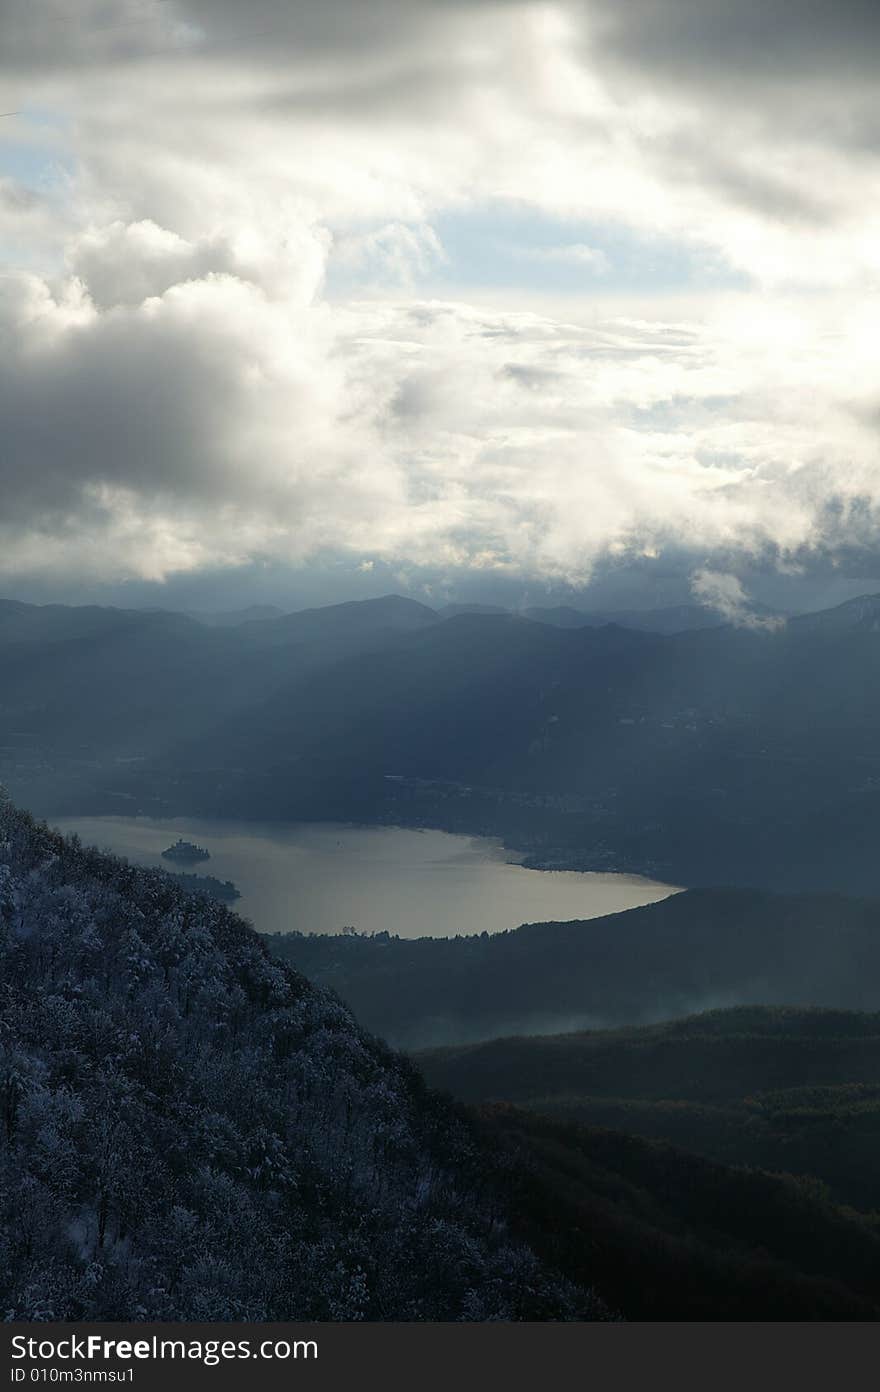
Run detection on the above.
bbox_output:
[161,837,211,864]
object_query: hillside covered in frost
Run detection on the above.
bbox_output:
[0,792,600,1321]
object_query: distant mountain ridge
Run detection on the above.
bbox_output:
[6,586,872,643]
[521,602,739,633]
[187,604,286,626]
[6,589,880,892]
[787,591,880,634]
[244,593,438,645]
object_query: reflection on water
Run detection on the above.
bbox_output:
[53,816,681,939]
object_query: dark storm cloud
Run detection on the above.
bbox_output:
[0,288,242,519]
[6,0,879,99]
[556,1,880,240]
[180,0,430,56]
[659,133,835,227]
[0,0,185,70]
[0,0,482,72]
[584,0,880,85]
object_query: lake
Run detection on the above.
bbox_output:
[51,816,680,939]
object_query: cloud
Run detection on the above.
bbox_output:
[331,221,446,289]
[2,1,880,596]
[582,0,880,90]
[4,248,880,590]
[689,569,785,630]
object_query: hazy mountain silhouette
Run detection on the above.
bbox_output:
[187,603,287,626]
[6,590,880,891]
[522,603,731,632]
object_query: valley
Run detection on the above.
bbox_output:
[6,590,880,1322]
[6,591,880,894]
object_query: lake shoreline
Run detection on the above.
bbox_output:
[51,813,681,941]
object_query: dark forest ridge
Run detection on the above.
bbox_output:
[0,791,597,1321]
[419,1004,880,1214]
[474,1103,880,1320]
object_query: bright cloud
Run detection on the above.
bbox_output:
[1,0,880,591]
[689,569,785,631]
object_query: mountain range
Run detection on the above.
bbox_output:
[4,590,880,891]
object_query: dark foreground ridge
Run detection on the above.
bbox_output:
[421,1009,880,1318]
[0,792,600,1322]
[419,1006,880,1211]
[474,1106,880,1321]
[5,794,880,1321]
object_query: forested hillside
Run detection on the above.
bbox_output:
[7,793,880,1321]
[418,1009,880,1317]
[419,1007,880,1211]
[269,889,880,1047]
[476,1107,880,1321]
[0,792,598,1322]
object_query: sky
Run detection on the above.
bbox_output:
[2,0,880,617]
